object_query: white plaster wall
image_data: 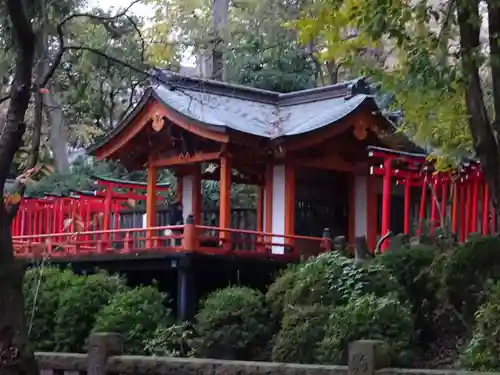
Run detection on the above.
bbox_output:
[181,175,194,221]
[271,165,286,254]
[354,175,368,237]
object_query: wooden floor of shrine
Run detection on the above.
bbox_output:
[13,223,329,264]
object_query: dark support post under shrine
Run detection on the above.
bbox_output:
[176,256,197,321]
[381,158,392,252]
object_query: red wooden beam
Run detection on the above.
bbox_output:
[430,177,438,232]
[381,159,392,252]
[417,177,427,235]
[471,176,479,233]
[452,182,458,234]
[482,181,490,235]
[440,179,448,230]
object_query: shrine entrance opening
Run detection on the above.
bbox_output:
[294,167,349,238]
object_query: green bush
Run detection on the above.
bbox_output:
[144,322,196,357]
[265,263,301,322]
[54,271,126,352]
[376,244,440,344]
[442,236,500,321]
[271,305,331,363]
[93,286,172,354]
[315,294,414,366]
[24,267,80,351]
[194,286,271,360]
[267,252,402,317]
[461,283,500,371]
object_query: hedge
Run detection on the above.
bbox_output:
[193,286,272,360]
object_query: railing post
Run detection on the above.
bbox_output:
[87,332,122,375]
[46,238,53,255]
[348,340,390,375]
[123,232,131,252]
[182,214,196,251]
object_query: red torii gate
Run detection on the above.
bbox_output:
[368,146,495,251]
[11,176,170,243]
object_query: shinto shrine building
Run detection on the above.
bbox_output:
[89,70,420,253]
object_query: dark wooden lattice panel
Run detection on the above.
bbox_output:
[294,168,349,238]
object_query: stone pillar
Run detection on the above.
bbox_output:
[87,332,122,375]
[348,340,390,375]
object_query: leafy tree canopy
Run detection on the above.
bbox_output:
[145,0,317,92]
[292,0,474,168]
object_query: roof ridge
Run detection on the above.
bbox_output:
[151,69,370,105]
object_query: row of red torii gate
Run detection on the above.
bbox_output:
[10,72,496,261]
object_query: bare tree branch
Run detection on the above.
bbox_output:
[41,0,141,87]
[126,15,146,62]
[64,45,151,79]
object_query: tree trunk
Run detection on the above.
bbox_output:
[45,92,70,173]
[211,0,230,81]
[457,0,500,226]
[0,0,38,373]
[0,228,37,375]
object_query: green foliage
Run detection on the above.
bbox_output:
[93,286,172,354]
[316,294,414,366]
[25,159,124,197]
[266,253,410,365]
[376,244,440,344]
[144,322,196,357]
[265,263,302,322]
[202,181,257,209]
[24,267,80,351]
[442,236,500,321]
[54,11,148,133]
[146,0,316,92]
[225,35,316,92]
[461,283,500,371]
[54,271,126,352]
[194,286,271,360]
[267,252,402,317]
[292,0,473,167]
[271,305,331,363]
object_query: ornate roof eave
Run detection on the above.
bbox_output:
[87,87,232,161]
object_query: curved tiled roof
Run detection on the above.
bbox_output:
[89,70,399,156]
[152,84,378,139]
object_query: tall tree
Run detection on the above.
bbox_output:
[0,1,149,372]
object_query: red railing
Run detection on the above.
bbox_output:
[13,220,331,260]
